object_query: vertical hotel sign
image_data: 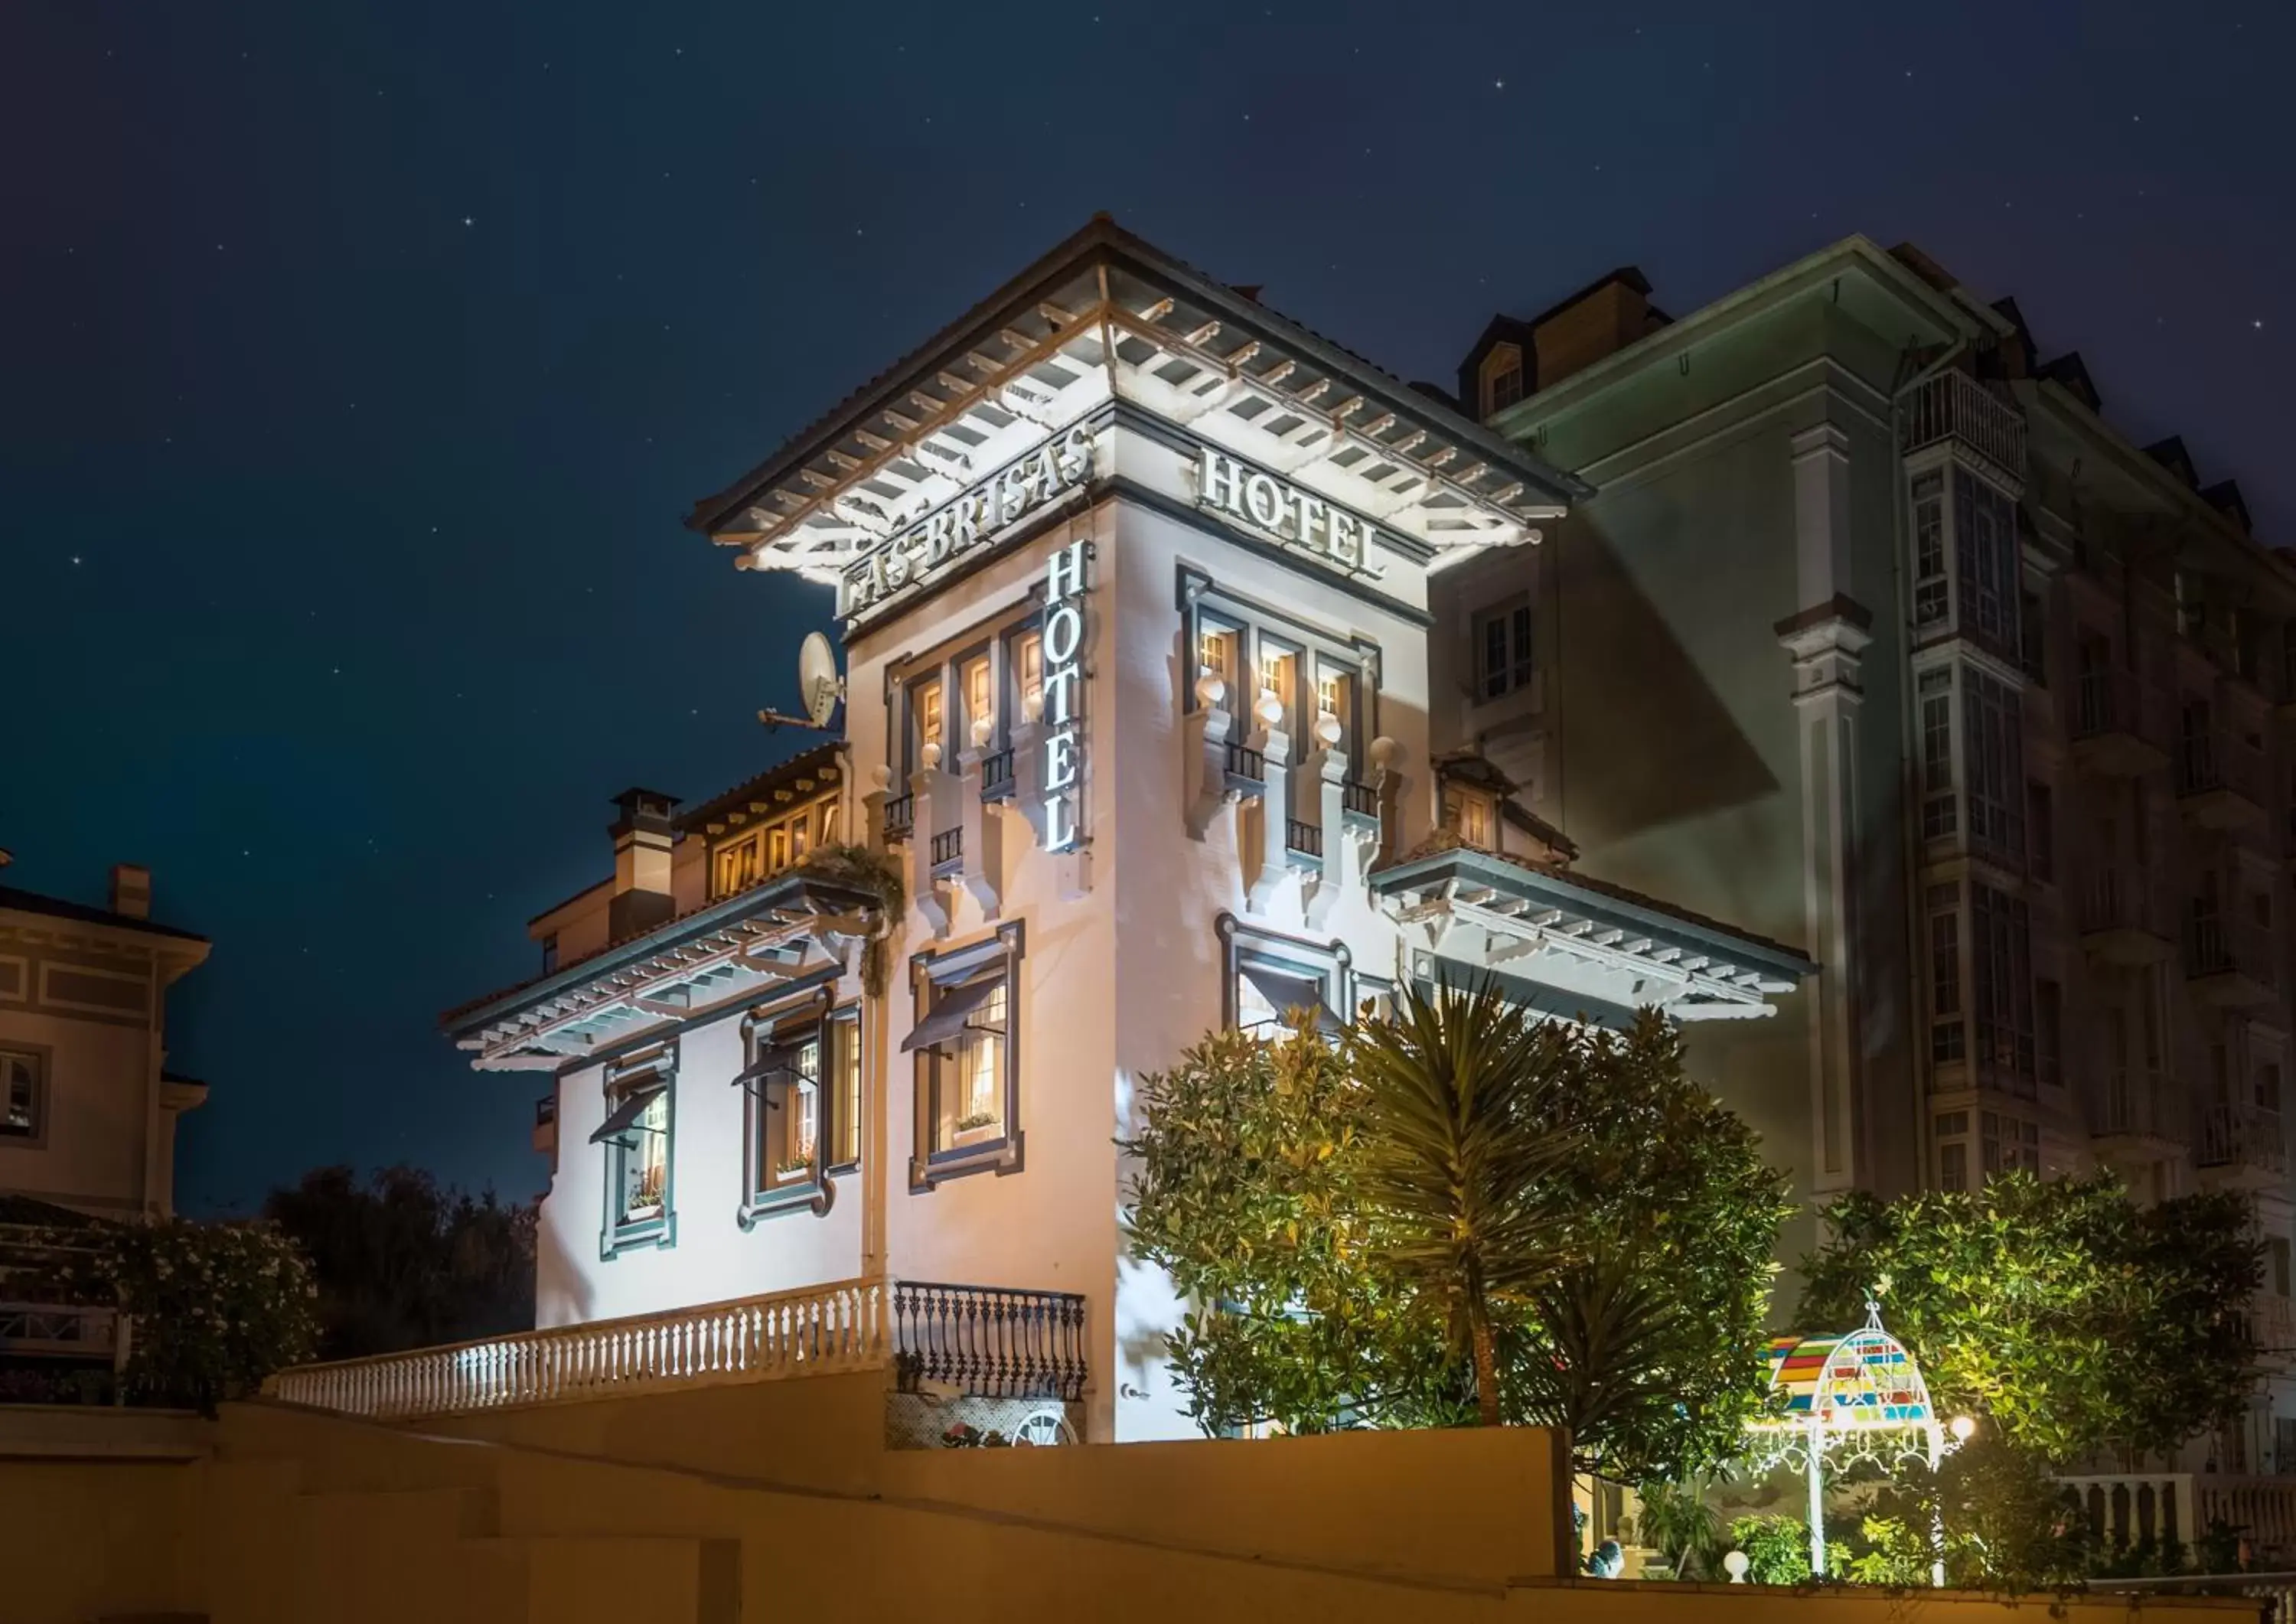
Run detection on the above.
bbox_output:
[1041,538,1089,850]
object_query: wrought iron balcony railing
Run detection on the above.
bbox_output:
[1223,741,1266,794]
[928,827,963,873]
[2197,1102,2287,1177]
[1285,818,1323,859]
[1341,779,1378,820]
[883,793,915,843]
[892,1280,1088,1402]
[979,748,1015,802]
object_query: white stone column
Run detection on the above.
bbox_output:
[911,757,960,940]
[1778,419,1873,1195]
[1301,744,1349,929]
[956,733,1003,919]
[1245,713,1293,916]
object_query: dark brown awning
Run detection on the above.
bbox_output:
[588,1081,666,1145]
[900,974,1002,1053]
[1240,962,1342,1035]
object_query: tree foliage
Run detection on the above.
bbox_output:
[1800,1172,2261,1463]
[262,1165,536,1359]
[39,1217,318,1413]
[1122,996,1792,1479]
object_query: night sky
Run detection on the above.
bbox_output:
[4,2,2287,1215]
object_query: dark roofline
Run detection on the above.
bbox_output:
[685,213,1589,536]
[0,884,207,944]
[676,740,845,835]
[1515,265,1654,335]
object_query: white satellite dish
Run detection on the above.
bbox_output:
[797,631,845,728]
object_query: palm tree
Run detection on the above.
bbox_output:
[1348,977,1580,1426]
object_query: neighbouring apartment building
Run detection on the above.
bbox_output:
[0,858,210,1374]
[433,217,1812,1446]
[1448,235,2296,1495]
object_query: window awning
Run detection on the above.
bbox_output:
[1240,962,1342,1035]
[588,1081,665,1146]
[901,973,1002,1053]
[729,1054,801,1094]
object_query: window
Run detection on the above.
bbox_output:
[2273,1238,2293,1299]
[1955,468,2020,662]
[1480,344,1525,416]
[1474,596,1534,701]
[1919,668,1957,839]
[2256,892,2275,931]
[2020,590,2048,685]
[1963,666,2026,867]
[1221,913,1347,1036]
[540,933,559,977]
[1011,629,1045,723]
[1257,641,1298,731]
[1971,883,2037,1094]
[907,675,945,777]
[1443,785,1495,848]
[2036,979,2063,1089]
[1315,660,1362,765]
[830,1010,862,1170]
[1981,1110,2040,1179]
[2,1048,42,1142]
[592,1055,675,1252]
[1936,1110,1969,1192]
[905,924,1024,1186]
[1929,884,1965,1065]
[2028,782,2053,882]
[1912,471,1948,627]
[2260,1061,2284,1114]
[961,653,993,750]
[1196,618,1241,709]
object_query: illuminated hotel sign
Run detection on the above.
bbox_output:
[1194,447,1384,574]
[1041,538,1089,851]
[839,426,1094,621]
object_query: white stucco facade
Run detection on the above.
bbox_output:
[451,220,1809,1442]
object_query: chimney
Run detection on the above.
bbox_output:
[607,789,678,940]
[111,863,152,919]
[1531,269,1662,391]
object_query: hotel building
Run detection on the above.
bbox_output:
[1450,236,2296,1519]
[426,218,1811,1446]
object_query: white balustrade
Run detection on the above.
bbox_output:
[265,1276,890,1421]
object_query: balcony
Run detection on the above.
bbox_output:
[2252,1293,2296,1371]
[1284,817,1324,871]
[2071,667,2170,778]
[889,1280,1088,1402]
[979,748,1015,804]
[1224,740,1267,797]
[532,1094,556,1158]
[1900,369,2027,482]
[2197,1102,2287,1187]
[2060,1472,2296,1560]
[883,793,915,843]
[2079,869,2175,966]
[928,827,964,879]
[1341,778,1378,825]
[2185,914,2279,1008]
[2177,732,2267,831]
[2086,1067,2189,1153]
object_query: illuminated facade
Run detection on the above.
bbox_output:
[1453,236,2296,1505]
[442,219,1809,1443]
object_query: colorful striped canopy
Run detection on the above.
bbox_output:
[1751,1303,1935,1432]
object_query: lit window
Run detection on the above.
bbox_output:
[1012,631,1045,722]
[1443,786,1494,848]
[1199,623,1239,704]
[1258,642,1297,722]
[906,933,1024,1184]
[963,654,993,745]
[831,1013,862,1170]
[818,801,842,847]
[593,1061,673,1245]
[788,812,810,864]
[788,1038,820,1169]
[912,677,944,774]
[768,824,790,874]
[2,1049,41,1140]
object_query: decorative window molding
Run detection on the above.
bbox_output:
[595,1042,677,1259]
[905,920,1026,1189]
[736,986,840,1226]
[1,1043,50,1149]
[1472,593,1534,702]
[1218,913,1349,1035]
[1176,566,1383,737]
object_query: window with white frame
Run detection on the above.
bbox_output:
[1955,468,2021,662]
[1912,471,1948,628]
[1919,668,1956,839]
[1935,1110,1970,1192]
[1473,595,1534,701]
[1963,665,2026,867]
[1980,1109,2040,1179]
[1928,882,1964,1065]
[905,924,1024,1186]
[1181,575,1383,804]
[1,1048,43,1143]
[1971,882,2037,1092]
[592,1053,674,1251]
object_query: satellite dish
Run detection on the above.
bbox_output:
[797,631,845,728]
